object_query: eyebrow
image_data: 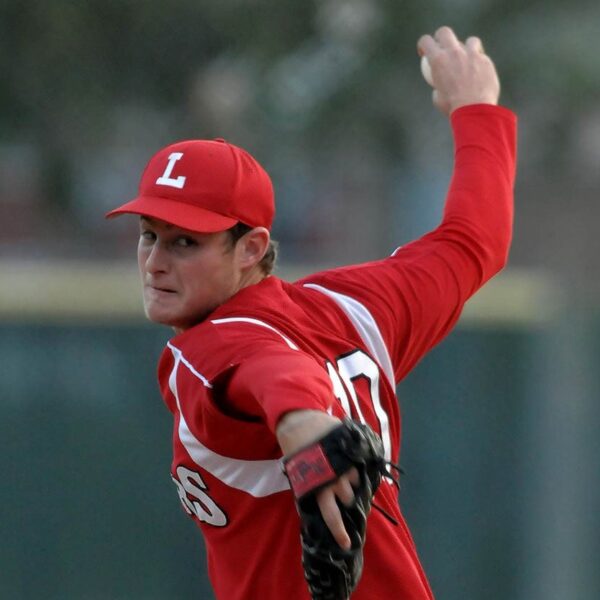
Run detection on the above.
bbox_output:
[140,216,173,230]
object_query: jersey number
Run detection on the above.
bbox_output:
[326,349,392,462]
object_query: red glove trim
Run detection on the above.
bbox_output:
[285,444,336,498]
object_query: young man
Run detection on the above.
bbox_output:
[107,27,516,600]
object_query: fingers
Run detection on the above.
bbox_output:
[346,467,359,487]
[333,475,356,506]
[434,26,460,49]
[418,26,461,57]
[418,28,484,57]
[316,470,360,551]
[317,487,351,550]
[465,36,484,54]
[416,34,438,58]
[335,467,359,505]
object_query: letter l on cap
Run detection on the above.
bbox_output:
[156,152,187,189]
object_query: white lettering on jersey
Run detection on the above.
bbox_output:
[326,361,352,416]
[327,351,392,463]
[338,351,391,462]
[156,152,187,188]
[173,465,228,527]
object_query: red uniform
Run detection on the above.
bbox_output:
[157,104,517,599]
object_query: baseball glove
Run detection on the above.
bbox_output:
[283,418,387,600]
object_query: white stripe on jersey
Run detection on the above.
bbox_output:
[167,343,290,498]
[211,317,300,350]
[302,283,396,389]
[166,341,213,388]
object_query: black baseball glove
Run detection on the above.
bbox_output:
[283,419,388,600]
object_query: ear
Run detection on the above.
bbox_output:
[236,227,270,270]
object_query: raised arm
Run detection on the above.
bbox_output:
[302,27,516,382]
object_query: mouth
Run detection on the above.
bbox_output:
[147,284,177,294]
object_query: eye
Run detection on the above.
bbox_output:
[140,230,156,242]
[174,236,197,248]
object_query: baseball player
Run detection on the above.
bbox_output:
[107,27,516,600]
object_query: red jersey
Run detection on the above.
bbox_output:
[157,104,517,600]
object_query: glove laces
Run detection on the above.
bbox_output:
[371,461,404,526]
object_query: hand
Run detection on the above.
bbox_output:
[417,26,500,115]
[276,409,358,549]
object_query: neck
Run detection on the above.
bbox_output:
[172,269,268,335]
[239,267,268,290]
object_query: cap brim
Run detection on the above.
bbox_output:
[105,195,238,233]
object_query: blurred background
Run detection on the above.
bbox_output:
[1,1,599,599]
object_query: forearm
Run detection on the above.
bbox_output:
[443,104,517,277]
[404,103,517,295]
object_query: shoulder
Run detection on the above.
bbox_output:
[160,316,300,382]
[297,257,405,308]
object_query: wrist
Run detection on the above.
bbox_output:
[276,410,341,455]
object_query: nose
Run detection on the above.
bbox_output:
[143,240,169,275]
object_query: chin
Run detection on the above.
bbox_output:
[143,303,178,327]
[144,311,174,327]
[144,306,205,331]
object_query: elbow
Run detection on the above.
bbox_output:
[444,216,513,281]
[483,229,513,278]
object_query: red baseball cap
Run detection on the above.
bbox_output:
[106,138,274,232]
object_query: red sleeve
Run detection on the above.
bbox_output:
[226,343,337,433]
[161,323,340,436]
[302,104,517,382]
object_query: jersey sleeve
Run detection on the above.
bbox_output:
[301,104,517,383]
[158,327,339,444]
[226,342,338,433]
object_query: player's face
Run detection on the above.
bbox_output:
[137,217,242,330]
